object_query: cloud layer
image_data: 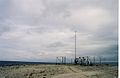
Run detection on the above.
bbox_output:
[0,0,118,62]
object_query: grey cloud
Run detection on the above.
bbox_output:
[0,0,118,62]
[47,42,66,48]
[100,44,118,56]
[0,26,10,35]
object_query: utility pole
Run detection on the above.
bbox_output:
[74,31,77,64]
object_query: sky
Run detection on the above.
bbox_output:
[0,0,118,62]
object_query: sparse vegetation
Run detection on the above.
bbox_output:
[0,65,118,78]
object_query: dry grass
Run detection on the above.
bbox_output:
[0,64,118,78]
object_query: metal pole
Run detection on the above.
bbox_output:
[75,31,76,59]
[74,31,77,64]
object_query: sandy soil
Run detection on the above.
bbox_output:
[0,64,118,78]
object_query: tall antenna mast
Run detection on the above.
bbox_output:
[74,31,77,64]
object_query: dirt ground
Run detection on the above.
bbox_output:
[0,64,118,78]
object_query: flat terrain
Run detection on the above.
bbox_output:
[0,64,118,78]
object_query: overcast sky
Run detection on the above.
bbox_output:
[0,0,118,62]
